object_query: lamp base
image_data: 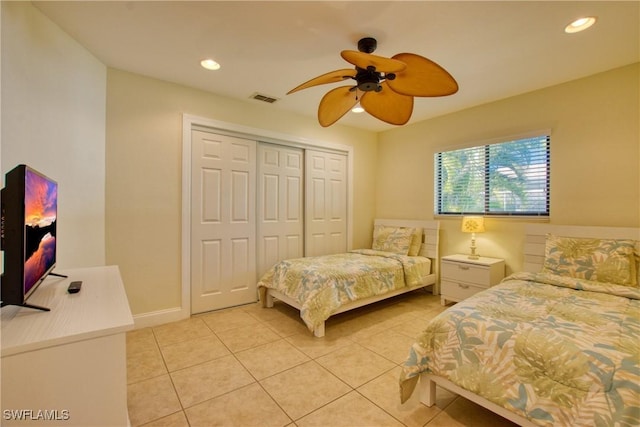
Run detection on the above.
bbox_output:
[468,236,480,259]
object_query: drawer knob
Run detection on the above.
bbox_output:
[458,265,470,270]
[458,284,469,289]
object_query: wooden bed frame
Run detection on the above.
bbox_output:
[417,223,640,427]
[262,219,440,337]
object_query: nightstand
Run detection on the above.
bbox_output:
[440,254,505,305]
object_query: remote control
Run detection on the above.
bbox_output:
[67,281,82,294]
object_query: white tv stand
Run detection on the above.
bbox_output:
[1,266,134,426]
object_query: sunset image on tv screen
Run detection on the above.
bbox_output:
[23,169,57,295]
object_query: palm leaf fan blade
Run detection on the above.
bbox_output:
[360,82,413,125]
[287,69,356,95]
[340,50,407,73]
[387,53,458,97]
[317,86,359,127]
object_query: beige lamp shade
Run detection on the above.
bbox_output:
[461,216,485,233]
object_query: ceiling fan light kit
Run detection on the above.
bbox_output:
[287,37,458,127]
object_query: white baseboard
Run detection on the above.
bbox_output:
[132,306,189,329]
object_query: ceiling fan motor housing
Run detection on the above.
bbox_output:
[356,66,382,92]
[357,79,381,92]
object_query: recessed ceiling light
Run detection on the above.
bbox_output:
[565,16,597,33]
[200,59,221,71]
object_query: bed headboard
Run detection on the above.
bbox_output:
[373,219,440,260]
[524,224,640,273]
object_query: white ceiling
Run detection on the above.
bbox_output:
[34,1,639,132]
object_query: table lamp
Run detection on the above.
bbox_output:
[461,216,485,259]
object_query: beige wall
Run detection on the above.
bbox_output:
[1,2,106,269]
[106,69,378,315]
[376,63,639,275]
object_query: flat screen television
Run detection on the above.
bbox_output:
[1,164,62,311]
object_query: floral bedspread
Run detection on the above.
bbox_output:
[258,249,431,332]
[400,272,640,427]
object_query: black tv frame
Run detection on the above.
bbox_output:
[1,165,65,311]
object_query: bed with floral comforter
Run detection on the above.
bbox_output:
[400,271,640,426]
[258,249,432,333]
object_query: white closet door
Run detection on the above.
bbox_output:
[257,143,304,277]
[191,130,256,314]
[305,150,348,257]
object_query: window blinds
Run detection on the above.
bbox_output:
[435,135,550,216]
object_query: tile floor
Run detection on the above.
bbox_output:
[126,290,519,427]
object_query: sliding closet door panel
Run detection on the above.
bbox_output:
[191,130,256,314]
[305,150,347,257]
[257,143,304,276]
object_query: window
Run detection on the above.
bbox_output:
[435,134,550,216]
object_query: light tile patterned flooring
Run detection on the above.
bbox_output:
[126,290,519,427]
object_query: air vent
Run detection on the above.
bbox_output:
[250,92,279,104]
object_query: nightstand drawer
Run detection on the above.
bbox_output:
[441,260,491,285]
[441,280,486,301]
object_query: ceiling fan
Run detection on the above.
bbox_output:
[287,37,459,127]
